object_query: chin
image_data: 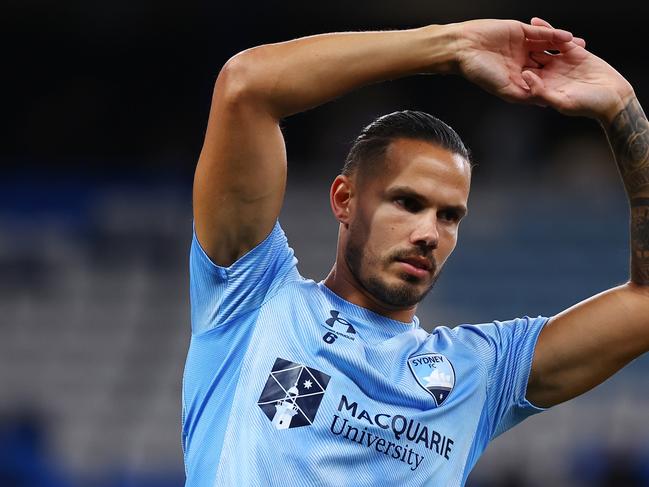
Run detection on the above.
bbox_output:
[364,275,429,309]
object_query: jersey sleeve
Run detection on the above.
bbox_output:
[189,221,298,335]
[450,316,550,440]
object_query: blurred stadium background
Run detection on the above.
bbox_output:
[3,0,649,486]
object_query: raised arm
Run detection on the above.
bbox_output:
[518,18,649,407]
[193,20,573,265]
[193,29,455,266]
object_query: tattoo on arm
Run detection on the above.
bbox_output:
[607,98,649,284]
[631,199,649,283]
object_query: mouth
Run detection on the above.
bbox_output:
[395,256,434,279]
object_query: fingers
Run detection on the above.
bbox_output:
[529,50,557,66]
[521,69,541,90]
[521,70,549,107]
[522,69,569,110]
[530,17,586,48]
[531,17,553,28]
[522,23,573,43]
[525,38,579,67]
[526,39,576,53]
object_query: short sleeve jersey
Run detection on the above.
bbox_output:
[182,222,549,487]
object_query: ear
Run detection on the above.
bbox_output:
[330,175,354,226]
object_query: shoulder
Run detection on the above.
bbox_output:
[189,220,302,333]
[426,316,549,364]
[431,316,549,342]
[262,274,318,306]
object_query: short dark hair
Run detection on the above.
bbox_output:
[341,110,472,177]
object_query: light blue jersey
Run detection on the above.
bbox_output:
[182,222,548,487]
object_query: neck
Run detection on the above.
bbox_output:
[323,263,417,324]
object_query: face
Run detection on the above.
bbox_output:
[338,138,471,309]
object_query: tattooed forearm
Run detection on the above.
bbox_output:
[631,199,649,283]
[607,98,649,285]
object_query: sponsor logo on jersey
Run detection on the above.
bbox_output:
[257,357,331,430]
[321,310,356,344]
[329,394,455,471]
[408,353,455,406]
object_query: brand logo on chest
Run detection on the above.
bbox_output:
[407,353,455,407]
[321,310,356,345]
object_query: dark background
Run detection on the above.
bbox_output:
[4,0,646,174]
[2,1,649,486]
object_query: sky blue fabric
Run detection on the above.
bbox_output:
[182,221,548,487]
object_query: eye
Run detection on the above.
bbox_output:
[439,210,460,223]
[395,197,422,213]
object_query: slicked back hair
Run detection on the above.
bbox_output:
[341,110,472,179]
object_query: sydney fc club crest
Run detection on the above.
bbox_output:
[408,353,455,407]
[257,358,331,430]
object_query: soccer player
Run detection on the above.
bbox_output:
[183,17,649,486]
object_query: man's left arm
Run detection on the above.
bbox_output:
[516,18,649,408]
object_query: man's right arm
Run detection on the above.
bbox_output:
[193,21,573,266]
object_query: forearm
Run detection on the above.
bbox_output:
[604,96,649,284]
[528,93,649,407]
[224,25,458,118]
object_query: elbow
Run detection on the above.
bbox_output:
[215,48,271,107]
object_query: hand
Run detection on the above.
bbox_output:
[454,19,576,103]
[521,17,635,124]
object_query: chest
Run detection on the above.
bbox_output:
[242,294,489,459]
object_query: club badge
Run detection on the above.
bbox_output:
[408,353,455,407]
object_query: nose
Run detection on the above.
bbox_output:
[409,215,439,250]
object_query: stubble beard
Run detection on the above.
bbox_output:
[344,233,440,309]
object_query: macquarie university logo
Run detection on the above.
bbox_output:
[257,358,331,430]
[408,353,455,407]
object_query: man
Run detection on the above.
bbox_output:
[182,16,649,486]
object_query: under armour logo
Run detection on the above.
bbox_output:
[325,310,356,334]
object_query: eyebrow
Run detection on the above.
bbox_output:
[386,186,468,218]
